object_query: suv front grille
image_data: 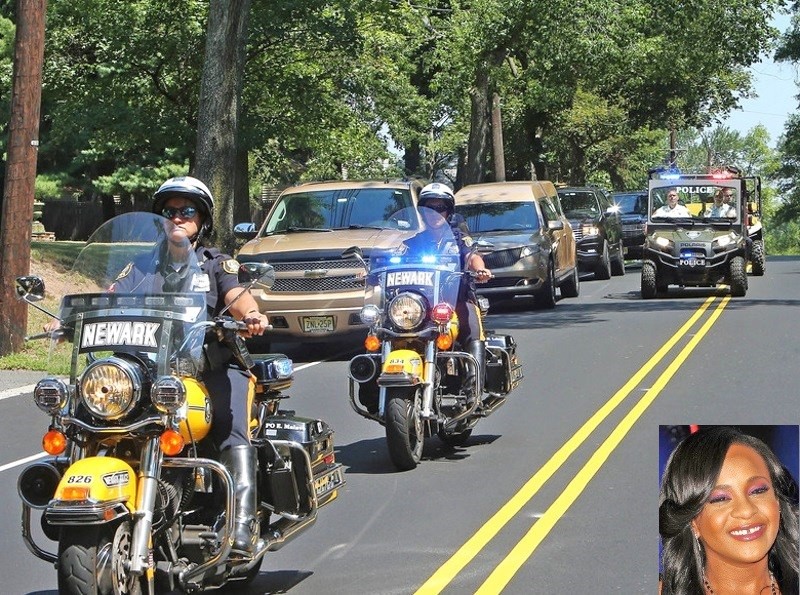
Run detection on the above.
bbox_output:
[272,276,364,292]
[483,248,523,269]
[270,259,360,272]
[270,257,365,293]
[622,223,645,238]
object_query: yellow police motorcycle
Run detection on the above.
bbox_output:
[346,217,523,470]
[15,212,343,594]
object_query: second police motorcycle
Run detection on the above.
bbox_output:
[15,211,344,594]
[346,206,524,470]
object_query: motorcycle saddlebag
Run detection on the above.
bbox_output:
[484,333,523,396]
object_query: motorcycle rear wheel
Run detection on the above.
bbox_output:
[58,520,145,595]
[385,387,424,471]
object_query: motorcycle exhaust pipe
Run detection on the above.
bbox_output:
[348,354,378,384]
[18,460,61,509]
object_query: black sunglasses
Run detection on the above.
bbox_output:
[425,204,449,213]
[162,206,198,219]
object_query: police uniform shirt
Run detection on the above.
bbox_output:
[112,245,241,317]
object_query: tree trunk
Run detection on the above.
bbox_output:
[491,93,505,182]
[194,0,251,254]
[0,0,46,356]
[465,64,492,186]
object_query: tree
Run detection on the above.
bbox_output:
[194,0,250,252]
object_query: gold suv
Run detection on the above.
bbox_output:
[235,180,423,348]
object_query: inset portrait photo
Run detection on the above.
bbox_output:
[658,425,799,595]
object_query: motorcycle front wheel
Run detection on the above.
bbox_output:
[58,520,146,595]
[385,387,424,470]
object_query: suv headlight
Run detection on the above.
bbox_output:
[388,293,426,330]
[79,357,143,420]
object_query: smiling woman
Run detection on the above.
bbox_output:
[659,426,800,595]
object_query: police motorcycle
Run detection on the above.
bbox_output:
[14,212,344,594]
[345,213,523,470]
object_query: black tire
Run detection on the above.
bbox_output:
[751,240,766,276]
[560,265,580,298]
[729,255,747,297]
[385,387,424,470]
[534,260,557,309]
[58,521,143,595]
[610,241,626,276]
[594,241,612,280]
[641,260,658,299]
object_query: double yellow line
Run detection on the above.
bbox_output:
[415,293,732,594]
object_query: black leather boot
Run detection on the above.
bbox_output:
[219,445,260,557]
[465,340,486,404]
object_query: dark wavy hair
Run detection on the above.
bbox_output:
[659,426,799,595]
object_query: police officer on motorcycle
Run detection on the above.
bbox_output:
[410,182,492,403]
[123,176,269,557]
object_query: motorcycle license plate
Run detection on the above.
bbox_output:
[314,465,344,499]
[302,315,334,333]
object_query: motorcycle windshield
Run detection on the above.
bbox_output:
[55,212,207,379]
[368,207,464,322]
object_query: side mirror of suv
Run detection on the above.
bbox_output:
[233,222,257,241]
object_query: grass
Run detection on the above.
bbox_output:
[0,241,83,374]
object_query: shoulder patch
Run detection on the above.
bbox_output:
[463,235,474,247]
[222,258,240,275]
[115,262,133,280]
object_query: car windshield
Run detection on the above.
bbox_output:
[262,187,419,234]
[614,193,648,215]
[457,202,541,233]
[648,184,740,223]
[558,191,599,218]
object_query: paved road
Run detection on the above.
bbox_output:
[1,257,799,594]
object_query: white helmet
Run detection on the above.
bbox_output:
[419,183,455,215]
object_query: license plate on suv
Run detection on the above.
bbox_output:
[302,315,335,333]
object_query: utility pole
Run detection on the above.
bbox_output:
[0,0,47,356]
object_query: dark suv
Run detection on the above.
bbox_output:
[557,186,625,279]
[612,190,648,260]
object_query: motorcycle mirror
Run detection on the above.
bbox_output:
[474,239,495,255]
[239,262,275,289]
[15,276,46,301]
[341,245,363,261]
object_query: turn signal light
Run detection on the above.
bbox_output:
[364,334,381,352]
[436,333,453,350]
[159,429,185,456]
[61,486,90,501]
[43,429,67,455]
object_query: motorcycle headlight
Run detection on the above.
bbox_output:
[151,376,186,414]
[581,224,600,236]
[388,293,426,330]
[79,357,143,420]
[359,304,381,325]
[33,377,68,414]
